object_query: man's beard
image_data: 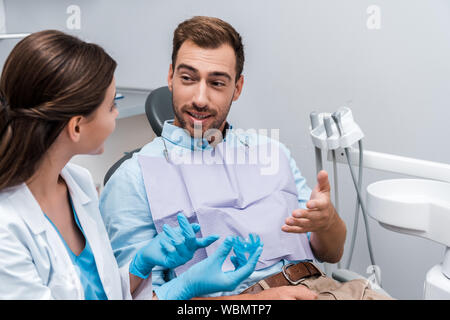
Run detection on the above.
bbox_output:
[172,95,233,136]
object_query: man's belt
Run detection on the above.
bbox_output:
[240,261,323,295]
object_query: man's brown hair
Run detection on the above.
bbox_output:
[172,16,244,82]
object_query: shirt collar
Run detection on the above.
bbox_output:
[60,166,91,206]
[161,119,233,150]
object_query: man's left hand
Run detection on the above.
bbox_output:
[282,170,337,234]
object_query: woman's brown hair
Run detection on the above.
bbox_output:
[0,30,117,191]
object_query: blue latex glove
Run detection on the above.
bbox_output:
[154,235,263,300]
[230,234,262,270]
[129,213,219,279]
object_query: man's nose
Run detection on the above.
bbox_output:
[192,81,209,109]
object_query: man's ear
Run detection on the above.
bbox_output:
[168,64,174,92]
[232,75,244,102]
[66,116,83,143]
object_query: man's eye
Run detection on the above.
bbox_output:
[181,75,193,81]
[212,81,225,87]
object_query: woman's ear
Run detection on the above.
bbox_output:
[66,116,83,142]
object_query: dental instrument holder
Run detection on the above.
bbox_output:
[310,107,364,152]
[312,107,450,299]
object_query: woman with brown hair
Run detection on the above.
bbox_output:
[0,30,262,300]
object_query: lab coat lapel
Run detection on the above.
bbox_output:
[9,184,48,235]
[10,184,84,299]
[60,168,117,299]
[70,195,109,294]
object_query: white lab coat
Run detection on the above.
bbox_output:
[0,163,152,300]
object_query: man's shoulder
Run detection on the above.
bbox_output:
[138,136,165,156]
[115,137,165,174]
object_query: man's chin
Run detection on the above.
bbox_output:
[185,125,209,137]
[184,118,212,133]
[174,115,224,137]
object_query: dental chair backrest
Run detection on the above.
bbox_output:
[103,86,174,186]
[145,86,174,137]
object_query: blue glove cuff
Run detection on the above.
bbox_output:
[154,276,191,300]
[129,253,152,279]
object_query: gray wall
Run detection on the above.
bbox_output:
[2,0,450,299]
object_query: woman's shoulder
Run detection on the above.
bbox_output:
[0,185,28,232]
[0,183,24,209]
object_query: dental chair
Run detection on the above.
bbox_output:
[103,86,174,185]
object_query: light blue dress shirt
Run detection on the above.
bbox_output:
[100,120,313,297]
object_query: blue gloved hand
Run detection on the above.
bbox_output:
[154,234,263,300]
[230,234,262,270]
[129,213,219,279]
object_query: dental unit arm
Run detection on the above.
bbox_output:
[310,107,450,299]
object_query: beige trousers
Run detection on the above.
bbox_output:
[299,275,394,300]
